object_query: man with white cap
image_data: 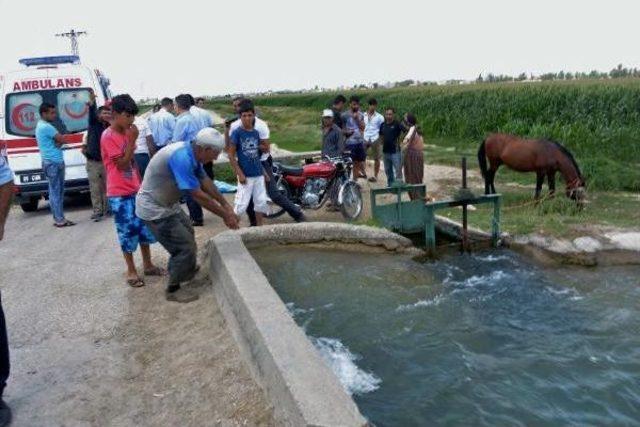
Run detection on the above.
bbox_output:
[136,128,239,303]
[321,109,345,158]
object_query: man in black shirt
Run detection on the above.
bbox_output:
[83,90,111,221]
[330,94,346,130]
[379,108,407,186]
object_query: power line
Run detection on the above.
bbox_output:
[55,29,88,59]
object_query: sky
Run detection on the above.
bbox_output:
[1,0,639,99]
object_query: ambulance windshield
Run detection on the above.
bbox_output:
[5,88,91,137]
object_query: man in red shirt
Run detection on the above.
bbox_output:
[101,94,164,287]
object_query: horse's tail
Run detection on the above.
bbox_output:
[477,139,488,179]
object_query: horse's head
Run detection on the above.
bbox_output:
[566,177,586,207]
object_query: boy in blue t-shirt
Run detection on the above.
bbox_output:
[227,100,269,226]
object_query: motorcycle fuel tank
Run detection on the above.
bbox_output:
[303,161,335,178]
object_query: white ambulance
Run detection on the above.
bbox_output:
[0,55,112,212]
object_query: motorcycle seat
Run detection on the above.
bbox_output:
[278,163,304,176]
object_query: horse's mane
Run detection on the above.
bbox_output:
[544,139,583,179]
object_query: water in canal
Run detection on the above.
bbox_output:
[252,246,640,426]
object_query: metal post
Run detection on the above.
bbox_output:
[397,187,403,231]
[424,205,436,255]
[461,157,469,252]
[492,196,501,247]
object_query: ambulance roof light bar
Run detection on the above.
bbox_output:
[19,56,80,67]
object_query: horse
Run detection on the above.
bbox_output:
[477,133,586,204]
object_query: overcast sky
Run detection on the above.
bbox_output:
[1,0,638,99]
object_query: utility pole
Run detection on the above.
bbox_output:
[55,29,87,59]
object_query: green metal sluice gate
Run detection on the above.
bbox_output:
[370,158,502,254]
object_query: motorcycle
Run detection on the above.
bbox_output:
[265,155,363,220]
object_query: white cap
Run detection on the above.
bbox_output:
[322,109,334,118]
[195,128,224,151]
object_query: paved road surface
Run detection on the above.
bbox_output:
[0,198,274,426]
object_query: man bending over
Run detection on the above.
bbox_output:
[136,128,239,303]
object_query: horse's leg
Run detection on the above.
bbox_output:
[547,171,556,197]
[535,171,544,199]
[488,162,500,194]
[490,169,498,194]
[484,171,490,195]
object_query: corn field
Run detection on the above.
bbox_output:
[251,80,640,191]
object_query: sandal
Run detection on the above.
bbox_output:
[54,220,76,228]
[126,277,145,288]
[144,266,167,277]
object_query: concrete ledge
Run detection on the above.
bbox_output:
[236,222,419,253]
[505,233,640,266]
[207,223,410,426]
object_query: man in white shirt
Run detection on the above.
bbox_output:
[148,98,176,151]
[133,116,155,178]
[363,98,385,183]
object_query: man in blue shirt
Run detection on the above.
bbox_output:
[172,94,199,144]
[173,94,204,225]
[188,94,213,130]
[0,146,13,424]
[228,101,270,226]
[35,103,75,227]
[148,97,176,151]
[186,94,214,180]
[0,146,14,241]
[342,96,366,180]
[136,128,238,303]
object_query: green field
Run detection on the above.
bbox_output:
[210,79,640,192]
[207,81,640,237]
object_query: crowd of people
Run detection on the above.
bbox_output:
[323,94,424,192]
[2,92,427,302]
[0,91,427,424]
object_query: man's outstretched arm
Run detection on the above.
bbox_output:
[189,188,238,229]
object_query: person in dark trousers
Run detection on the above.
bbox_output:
[0,148,13,426]
[225,99,305,225]
[84,90,111,221]
[321,109,344,158]
[331,94,346,130]
[173,94,204,226]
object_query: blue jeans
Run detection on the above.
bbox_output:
[383,152,403,187]
[134,153,151,179]
[42,160,65,223]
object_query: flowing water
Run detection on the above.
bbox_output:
[252,246,640,427]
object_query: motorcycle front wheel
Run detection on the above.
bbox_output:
[264,177,290,219]
[339,181,363,220]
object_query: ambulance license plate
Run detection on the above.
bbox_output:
[20,173,45,184]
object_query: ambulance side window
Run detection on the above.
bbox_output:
[6,92,43,136]
[56,90,90,133]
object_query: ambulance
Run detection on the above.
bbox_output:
[0,55,112,212]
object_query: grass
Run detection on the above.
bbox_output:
[207,101,322,152]
[439,190,640,238]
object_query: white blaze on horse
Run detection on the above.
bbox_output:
[477,133,586,205]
